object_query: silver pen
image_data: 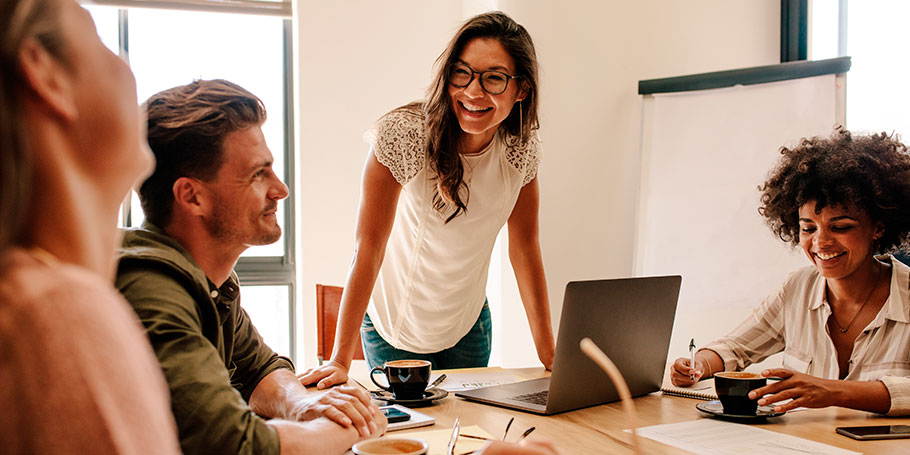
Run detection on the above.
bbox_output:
[689,338,697,381]
[447,417,460,455]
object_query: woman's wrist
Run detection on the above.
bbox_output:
[696,356,714,378]
[328,357,350,371]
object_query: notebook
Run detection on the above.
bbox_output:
[456,276,682,414]
[660,378,718,400]
[383,404,436,431]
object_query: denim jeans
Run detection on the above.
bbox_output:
[361,301,492,369]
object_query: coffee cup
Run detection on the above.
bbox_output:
[714,371,767,415]
[352,437,428,455]
[370,359,431,400]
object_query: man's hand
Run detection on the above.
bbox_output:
[297,359,349,390]
[477,439,560,455]
[294,386,379,438]
[749,369,844,412]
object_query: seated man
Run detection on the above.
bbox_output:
[116,79,384,455]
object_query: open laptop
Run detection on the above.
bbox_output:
[455,276,681,415]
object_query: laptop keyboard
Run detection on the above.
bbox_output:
[510,390,549,406]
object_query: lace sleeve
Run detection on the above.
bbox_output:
[505,131,542,186]
[364,108,427,185]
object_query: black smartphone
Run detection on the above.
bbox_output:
[836,425,910,440]
[380,406,411,423]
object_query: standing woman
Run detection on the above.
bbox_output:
[0,0,180,452]
[302,11,555,387]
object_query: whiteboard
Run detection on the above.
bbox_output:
[636,75,841,364]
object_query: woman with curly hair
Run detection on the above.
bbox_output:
[670,128,910,416]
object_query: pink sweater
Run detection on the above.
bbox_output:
[0,248,180,454]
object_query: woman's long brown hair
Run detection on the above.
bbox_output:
[423,11,540,222]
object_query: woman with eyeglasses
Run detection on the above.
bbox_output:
[302,11,555,390]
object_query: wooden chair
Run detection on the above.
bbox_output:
[316,284,365,365]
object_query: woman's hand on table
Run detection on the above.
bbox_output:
[477,438,560,455]
[750,369,844,412]
[297,359,349,390]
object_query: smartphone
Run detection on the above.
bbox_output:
[836,425,910,440]
[380,406,411,423]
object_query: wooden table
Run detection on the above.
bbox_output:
[352,365,910,454]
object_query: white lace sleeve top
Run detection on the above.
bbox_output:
[363,106,540,353]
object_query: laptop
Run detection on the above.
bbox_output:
[455,275,681,415]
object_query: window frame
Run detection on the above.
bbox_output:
[99,4,298,361]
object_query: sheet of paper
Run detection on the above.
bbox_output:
[437,370,526,392]
[632,419,860,455]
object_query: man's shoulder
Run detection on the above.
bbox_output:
[116,227,212,311]
[118,227,207,286]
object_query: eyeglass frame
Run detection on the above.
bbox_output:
[447,63,523,95]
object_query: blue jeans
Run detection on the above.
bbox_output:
[361,301,492,369]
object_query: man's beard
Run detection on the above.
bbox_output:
[205,196,281,246]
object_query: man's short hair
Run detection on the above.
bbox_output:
[139,79,266,227]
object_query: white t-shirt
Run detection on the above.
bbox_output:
[364,106,540,352]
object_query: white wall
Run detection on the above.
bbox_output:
[293,1,781,368]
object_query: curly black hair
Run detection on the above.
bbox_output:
[759,127,910,253]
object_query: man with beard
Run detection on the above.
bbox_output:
[116,79,385,455]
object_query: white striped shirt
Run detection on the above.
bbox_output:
[703,255,910,416]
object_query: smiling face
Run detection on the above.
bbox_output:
[798,202,884,280]
[447,38,525,151]
[200,125,288,249]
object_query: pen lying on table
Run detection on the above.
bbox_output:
[462,427,536,442]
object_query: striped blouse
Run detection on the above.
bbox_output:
[703,255,910,416]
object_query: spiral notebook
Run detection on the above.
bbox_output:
[659,378,717,400]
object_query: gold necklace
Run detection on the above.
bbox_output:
[831,262,882,334]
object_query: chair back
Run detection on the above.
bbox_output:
[316,284,365,364]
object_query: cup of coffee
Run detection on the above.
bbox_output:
[370,359,431,400]
[714,371,767,415]
[352,437,428,455]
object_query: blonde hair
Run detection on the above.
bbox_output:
[0,0,66,251]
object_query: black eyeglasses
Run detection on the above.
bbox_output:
[448,63,521,95]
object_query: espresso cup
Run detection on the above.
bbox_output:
[352,437,428,455]
[370,359,431,400]
[714,371,767,415]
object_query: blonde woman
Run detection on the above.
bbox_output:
[0,0,180,452]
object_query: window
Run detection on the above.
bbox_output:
[810,0,910,138]
[86,3,296,360]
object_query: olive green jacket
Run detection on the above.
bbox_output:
[116,224,293,455]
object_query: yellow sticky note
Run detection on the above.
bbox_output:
[400,425,492,455]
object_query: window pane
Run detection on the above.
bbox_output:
[84,5,120,55]
[809,0,839,60]
[241,285,292,359]
[127,8,287,256]
[845,1,910,138]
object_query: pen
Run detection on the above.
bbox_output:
[447,417,460,455]
[689,338,696,381]
[428,373,447,390]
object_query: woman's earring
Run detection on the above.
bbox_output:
[519,100,523,139]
